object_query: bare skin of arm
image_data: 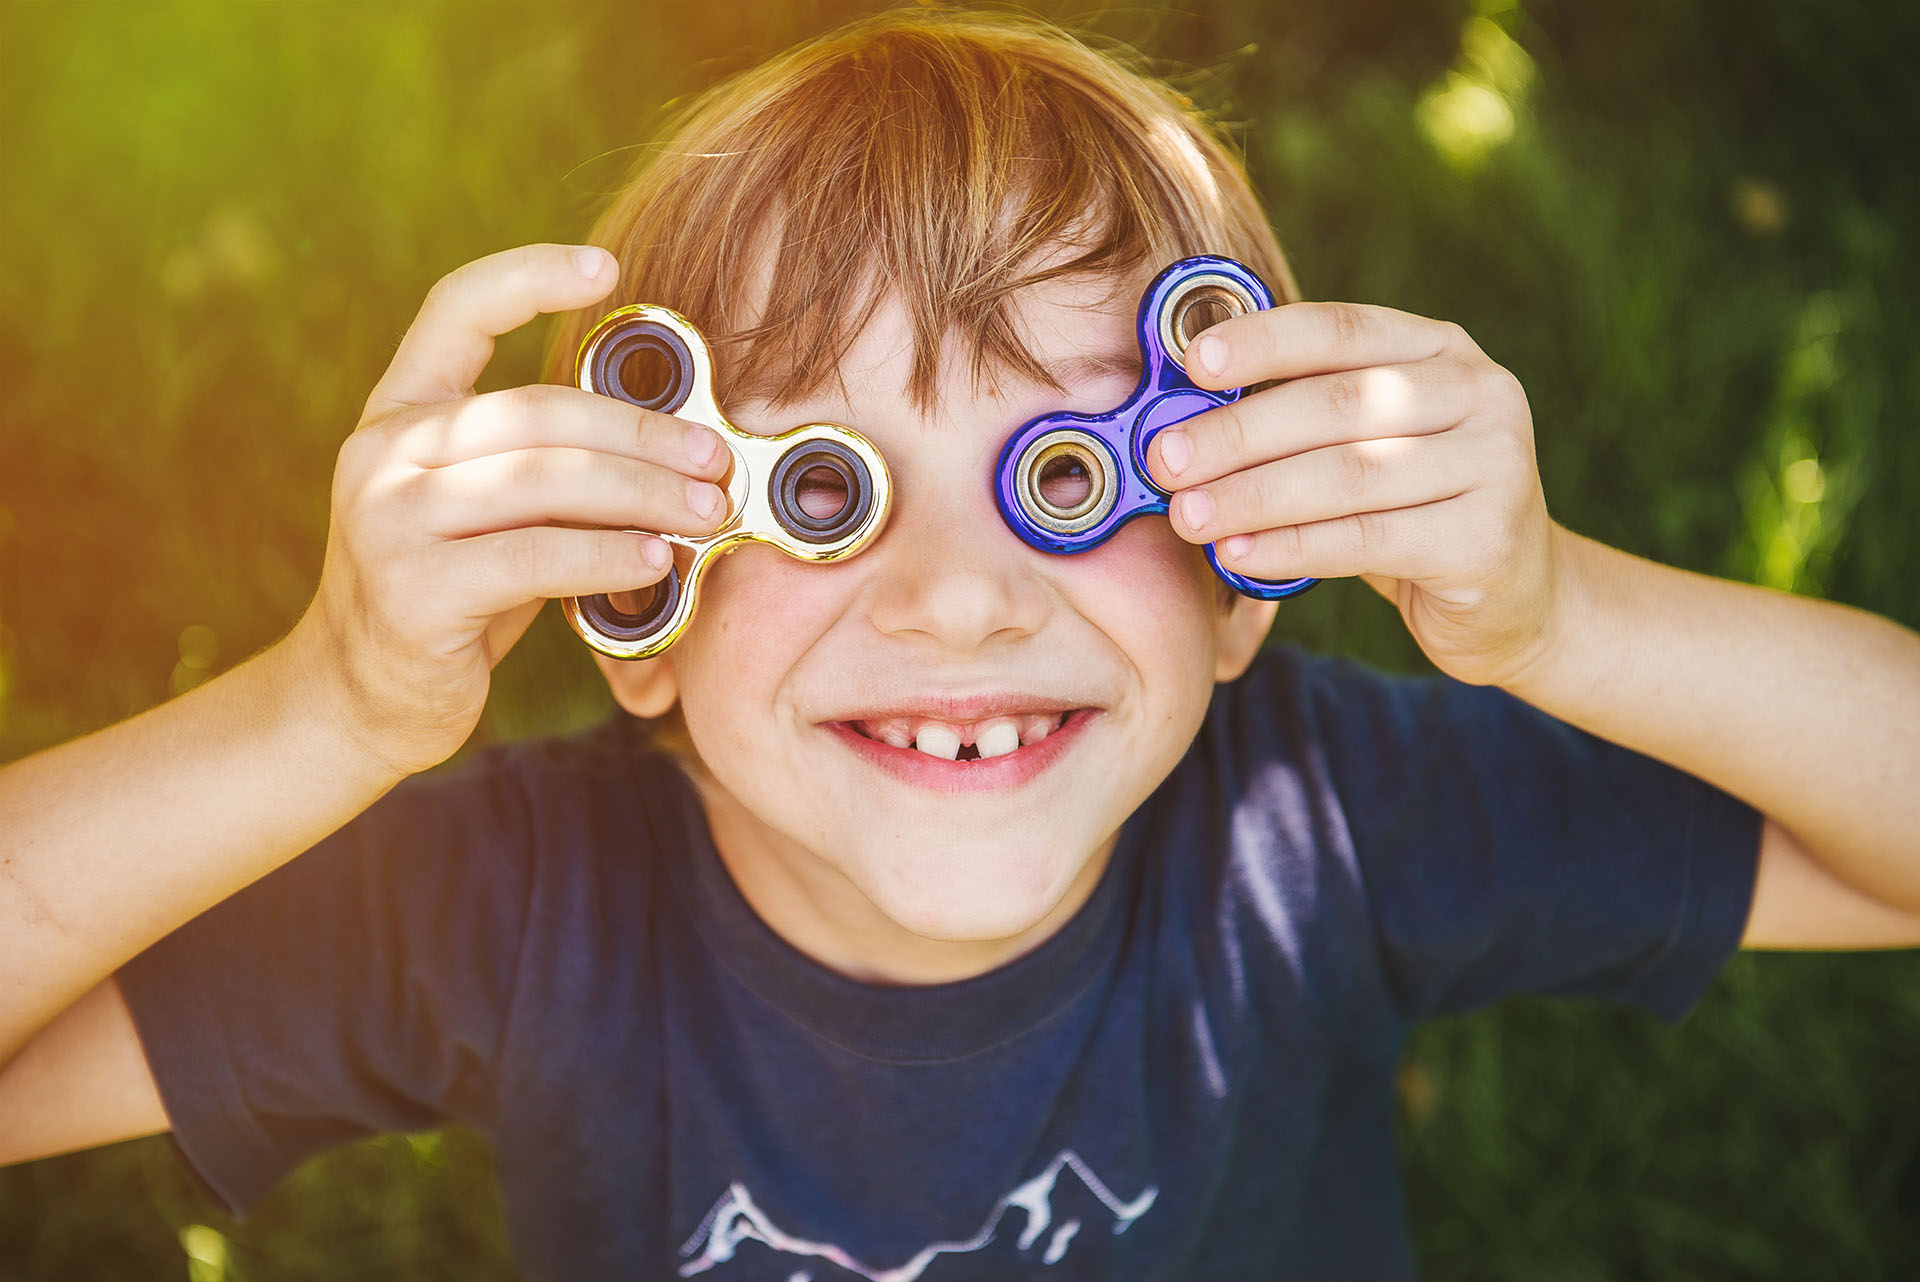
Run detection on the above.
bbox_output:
[0,243,730,1163]
[0,978,168,1160]
[1505,529,1920,948]
[0,632,404,1107]
[1152,301,1920,950]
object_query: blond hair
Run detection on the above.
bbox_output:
[543,4,1299,743]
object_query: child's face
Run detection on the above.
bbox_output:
[599,255,1274,970]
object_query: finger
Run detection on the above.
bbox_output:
[1209,499,1461,584]
[363,243,617,419]
[1167,432,1475,543]
[416,446,730,541]
[1148,356,1479,490]
[1183,300,1471,393]
[441,526,674,620]
[482,598,546,669]
[391,382,730,482]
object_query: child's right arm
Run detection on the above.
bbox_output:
[0,243,730,1160]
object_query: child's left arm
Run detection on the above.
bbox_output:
[1145,301,1920,950]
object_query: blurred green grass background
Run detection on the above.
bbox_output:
[2,0,1917,1277]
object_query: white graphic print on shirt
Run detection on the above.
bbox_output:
[677,1148,1158,1280]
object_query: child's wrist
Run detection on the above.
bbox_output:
[269,617,421,789]
[1489,522,1601,706]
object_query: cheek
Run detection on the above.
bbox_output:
[670,547,857,737]
[1046,519,1223,737]
[1072,519,1220,651]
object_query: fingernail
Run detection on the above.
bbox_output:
[574,246,610,278]
[687,480,722,520]
[1179,488,1213,532]
[643,537,671,570]
[685,425,720,468]
[1220,534,1253,560]
[1158,429,1191,478]
[1194,334,1226,377]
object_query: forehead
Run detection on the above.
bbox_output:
[725,235,1153,430]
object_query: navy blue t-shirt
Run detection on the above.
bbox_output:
[117,645,1761,1280]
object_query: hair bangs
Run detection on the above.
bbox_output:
[544,8,1299,421]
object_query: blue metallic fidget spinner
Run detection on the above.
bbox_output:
[993,255,1317,600]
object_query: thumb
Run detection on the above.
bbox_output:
[1359,573,1408,609]
[483,598,547,669]
[363,242,617,420]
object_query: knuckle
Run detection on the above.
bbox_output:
[590,533,626,582]
[630,403,672,451]
[1237,466,1279,525]
[1353,510,1387,555]
[1325,302,1364,350]
[333,426,392,509]
[1212,401,1251,461]
[571,531,611,583]
[500,527,548,583]
[614,461,665,525]
[512,242,549,274]
[506,446,551,491]
[334,425,375,482]
[423,266,462,308]
[387,464,431,512]
[1498,425,1537,477]
[1322,371,1362,422]
[495,380,552,422]
[1273,521,1309,565]
[504,243,554,292]
[1470,415,1530,481]
[1477,359,1521,405]
[1447,356,1486,402]
[1335,444,1377,499]
[456,385,522,449]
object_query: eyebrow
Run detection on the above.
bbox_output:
[743,346,1145,422]
[1036,346,1143,387]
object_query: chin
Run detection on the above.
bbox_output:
[854,839,1084,943]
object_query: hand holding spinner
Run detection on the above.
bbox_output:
[995,255,1317,600]
[562,305,891,660]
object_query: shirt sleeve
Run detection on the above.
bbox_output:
[114,748,535,1216]
[1273,646,1762,1026]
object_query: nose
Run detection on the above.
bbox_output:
[864,466,1052,653]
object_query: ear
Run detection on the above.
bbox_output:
[1212,587,1279,683]
[592,651,681,718]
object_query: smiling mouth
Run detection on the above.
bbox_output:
[840,709,1082,761]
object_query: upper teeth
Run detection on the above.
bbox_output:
[974,721,1020,759]
[854,712,1066,760]
[914,723,962,760]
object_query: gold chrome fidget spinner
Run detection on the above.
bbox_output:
[561,305,892,660]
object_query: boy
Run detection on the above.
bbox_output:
[3,7,1918,1280]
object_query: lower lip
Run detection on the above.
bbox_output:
[821,709,1099,794]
